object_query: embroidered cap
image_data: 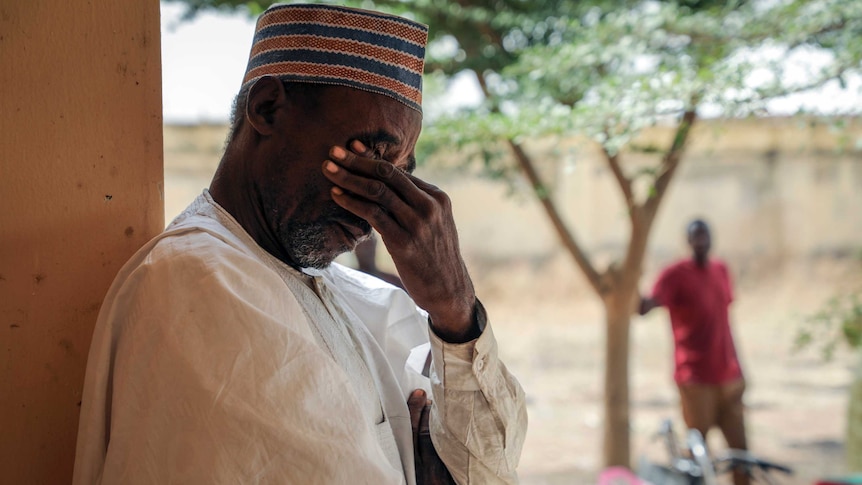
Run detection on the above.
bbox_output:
[241,4,428,113]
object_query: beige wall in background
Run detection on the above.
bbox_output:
[0,1,163,483]
[163,118,862,282]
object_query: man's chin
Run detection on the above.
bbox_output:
[282,221,372,269]
[294,240,364,270]
[294,248,343,270]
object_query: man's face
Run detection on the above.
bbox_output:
[255,85,422,269]
[688,225,711,261]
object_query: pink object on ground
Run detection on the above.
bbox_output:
[598,466,647,485]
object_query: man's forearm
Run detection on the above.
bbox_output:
[426,302,527,484]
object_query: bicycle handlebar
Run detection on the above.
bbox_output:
[714,449,793,476]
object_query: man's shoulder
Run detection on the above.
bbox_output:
[709,259,732,284]
[149,224,245,261]
[659,259,691,278]
[102,218,303,330]
[151,191,258,260]
[114,213,269,296]
[125,223,250,278]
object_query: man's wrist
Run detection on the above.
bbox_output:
[429,299,486,344]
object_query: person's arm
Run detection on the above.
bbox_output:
[324,142,527,483]
[639,266,676,316]
[324,142,479,342]
[639,295,662,315]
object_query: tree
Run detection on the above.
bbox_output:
[429,0,862,468]
[168,0,862,468]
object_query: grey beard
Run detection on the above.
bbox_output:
[281,220,371,269]
[283,221,345,269]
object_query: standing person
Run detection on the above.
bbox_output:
[73,4,526,484]
[639,219,748,485]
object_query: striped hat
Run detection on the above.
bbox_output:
[242,4,428,113]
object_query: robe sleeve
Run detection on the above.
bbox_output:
[427,300,527,485]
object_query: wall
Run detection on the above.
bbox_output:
[0,1,163,483]
[163,118,862,281]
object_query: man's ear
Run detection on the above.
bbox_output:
[246,76,287,136]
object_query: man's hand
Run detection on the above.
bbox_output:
[323,141,478,342]
[408,389,432,454]
[639,296,660,316]
[408,389,455,485]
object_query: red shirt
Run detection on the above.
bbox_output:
[652,258,742,385]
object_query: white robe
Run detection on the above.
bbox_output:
[73,191,527,485]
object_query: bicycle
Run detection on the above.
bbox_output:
[636,419,794,485]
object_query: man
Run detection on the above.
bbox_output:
[639,219,748,485]
[73,5,526,484]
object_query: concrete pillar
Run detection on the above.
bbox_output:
[0,1,163,483]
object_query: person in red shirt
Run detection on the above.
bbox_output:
[640,219,748,485]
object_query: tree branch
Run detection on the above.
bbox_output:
[601,143,635,215]
[507,140,606,295]
[753,63,858,105]
[615,108,697,292]
[472,69,606,295]
[660,14,849,49]
[646,108,698,215]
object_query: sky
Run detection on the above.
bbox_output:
[160,3,257,123]
[159,3,481,123]
[160,2,861,124]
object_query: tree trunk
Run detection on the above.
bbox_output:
[848,350,862,471]
[602,287,636,468]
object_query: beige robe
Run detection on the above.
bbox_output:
[73,191,527,485]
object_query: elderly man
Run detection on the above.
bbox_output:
[73,4,526,484]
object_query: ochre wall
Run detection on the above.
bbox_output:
[162,118,862,278]
[0,1,163,483]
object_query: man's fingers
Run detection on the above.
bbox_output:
[408,389,426,431]
[323,155,426,235]
[408,389,427,460]
[329,186,408,239]
[323,160,412,214]
[419,399,432,433]
[328,145,432,209]
[349,139,375,159]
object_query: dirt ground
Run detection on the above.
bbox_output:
[473,254,862,485]
[163,171,860,485]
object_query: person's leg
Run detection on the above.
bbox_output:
[677,383,719,443]
[717,378,748,485]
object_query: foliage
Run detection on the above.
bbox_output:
[796,292,862,361]
[423,0,861,177]
[166,0,862,185]
[795,249,862,361]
